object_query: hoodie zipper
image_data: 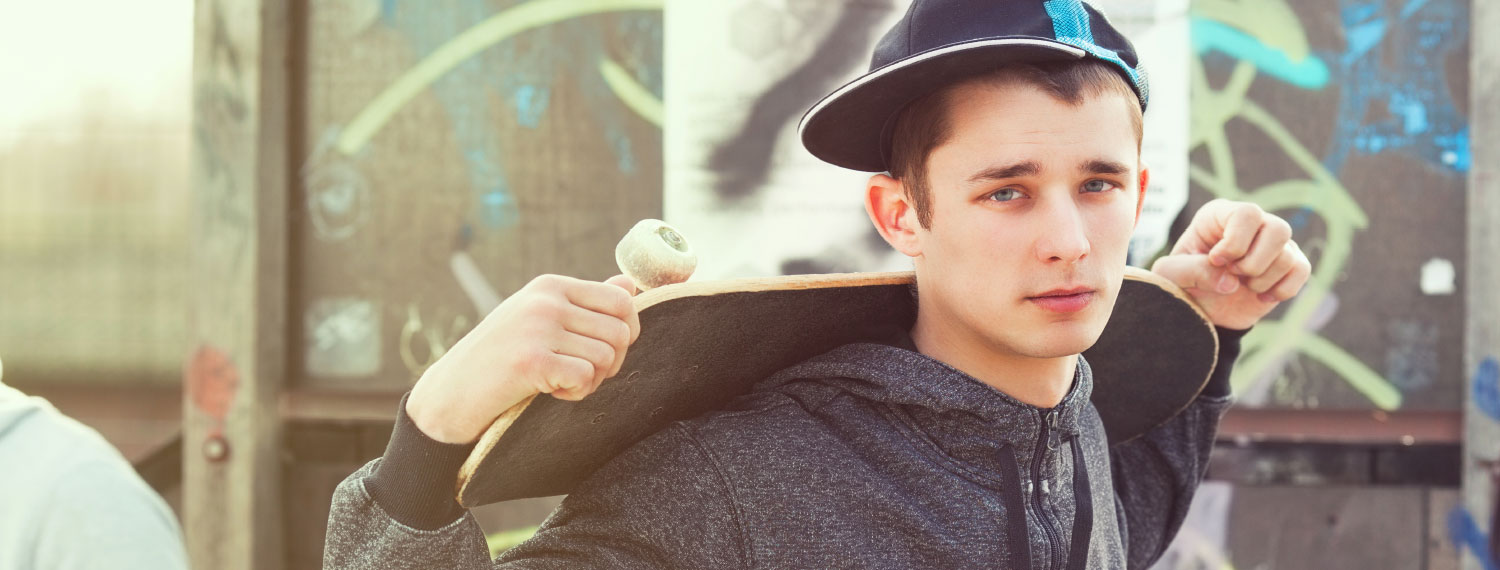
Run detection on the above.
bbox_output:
[1031,408,1064,569]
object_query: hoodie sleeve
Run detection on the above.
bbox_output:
[1108,327,1245,569]
[324,399,749,569]
[323,393,511,570]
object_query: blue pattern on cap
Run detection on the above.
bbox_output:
[1043,0,1150,107]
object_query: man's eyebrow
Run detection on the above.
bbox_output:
[966,161,1041,183]
[1081,159,1131,176]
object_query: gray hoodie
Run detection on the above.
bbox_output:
[325,329,1241,569]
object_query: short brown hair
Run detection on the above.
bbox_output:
[886,59,1144,228]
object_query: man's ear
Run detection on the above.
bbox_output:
[1133,164,1150,228]
[865,173,923,258]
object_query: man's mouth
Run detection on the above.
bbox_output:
[1027,288,1096,313]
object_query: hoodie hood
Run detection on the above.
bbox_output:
[0,382,47,438]
[753,341,1095,477]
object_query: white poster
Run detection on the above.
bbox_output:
[665,0,909,280]
[1091,0,1192,265]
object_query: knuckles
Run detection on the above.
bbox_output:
[512,344,552,379]
[527,273,570,293]
[601,286,635,318]
[608,320,632,350]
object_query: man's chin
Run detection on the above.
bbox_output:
[1016,324,1107,358]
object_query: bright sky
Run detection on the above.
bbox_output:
[0,0,192,146]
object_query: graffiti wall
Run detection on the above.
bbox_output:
[289,0,1474,406]
[668,0,1471,412]
[1461,355,1500,569]
[1187,0,1470,411]
[292,0,664,389]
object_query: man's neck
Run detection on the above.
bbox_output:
[910,315,1078,409]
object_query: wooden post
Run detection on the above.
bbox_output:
[1464,0,1500,568]
[184,0,290,568]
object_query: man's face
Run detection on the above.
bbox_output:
[910,81,1143,362]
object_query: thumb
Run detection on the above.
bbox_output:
[1150,253,1239,294]
[604,274,638,296]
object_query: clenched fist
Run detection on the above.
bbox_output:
[1151,199,1312,331]
[406,274,641,444]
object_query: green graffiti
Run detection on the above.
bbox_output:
[598,57,664,127]
[1189,17,1401,409]
[1193,0,1310,61]
[336,0,664,156]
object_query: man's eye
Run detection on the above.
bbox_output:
[1082,179,1117,193]
[987,188,1022,202]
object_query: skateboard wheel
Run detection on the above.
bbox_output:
[615,219,696,290]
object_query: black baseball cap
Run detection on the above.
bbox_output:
[799,0,1150,173]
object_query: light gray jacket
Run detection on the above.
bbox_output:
[0,382,189,570]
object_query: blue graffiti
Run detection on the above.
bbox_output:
[607,126,636,174]
[1191,19,1330,89]
[390,0,519,229]
[1340,16,1385,65]
[384,0,663,230]
[1448,506,1498,570]
[1476,357,1500,421]
[514,84,551,129]
[1323,0,1470,174]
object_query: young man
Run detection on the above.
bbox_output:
[325,1,1310,568]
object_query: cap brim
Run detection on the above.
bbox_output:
[799,37,1087,172]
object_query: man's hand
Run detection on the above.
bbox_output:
[405,274,641,444]
[1150,199,1311,330]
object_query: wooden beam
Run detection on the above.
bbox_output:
[1464,0,1500,568]
[1218,409,1462,445]
[184,0,290,568]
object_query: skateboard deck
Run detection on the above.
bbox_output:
[456,266,1218,507]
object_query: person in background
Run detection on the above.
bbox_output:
[0,355,190,569]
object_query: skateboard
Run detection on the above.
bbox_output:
[456,266,1218,507]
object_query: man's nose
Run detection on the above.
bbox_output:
[1035,198,1090,264]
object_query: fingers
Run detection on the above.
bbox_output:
[604,274,642,344]
[1228,216,1293,277]
[1260,265,1310,303]
[1205,202,1268,267]
[1247,242,1311,302]
[1170,198,1234,255]
[496,273,648,406]
[560,305,632,351]
[539,351,597,401]
[552,329,618,389]
[604,273,638,296]
[562,277,640,344]
[559,307,633,377]
[521,274,643,403]
[562,277,634,318]
[1150,253,1240,294]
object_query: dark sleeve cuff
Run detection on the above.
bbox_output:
[1201,326,1249,399]
[364,392,477,531]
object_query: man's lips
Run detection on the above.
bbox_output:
[1027,288,1096,313]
